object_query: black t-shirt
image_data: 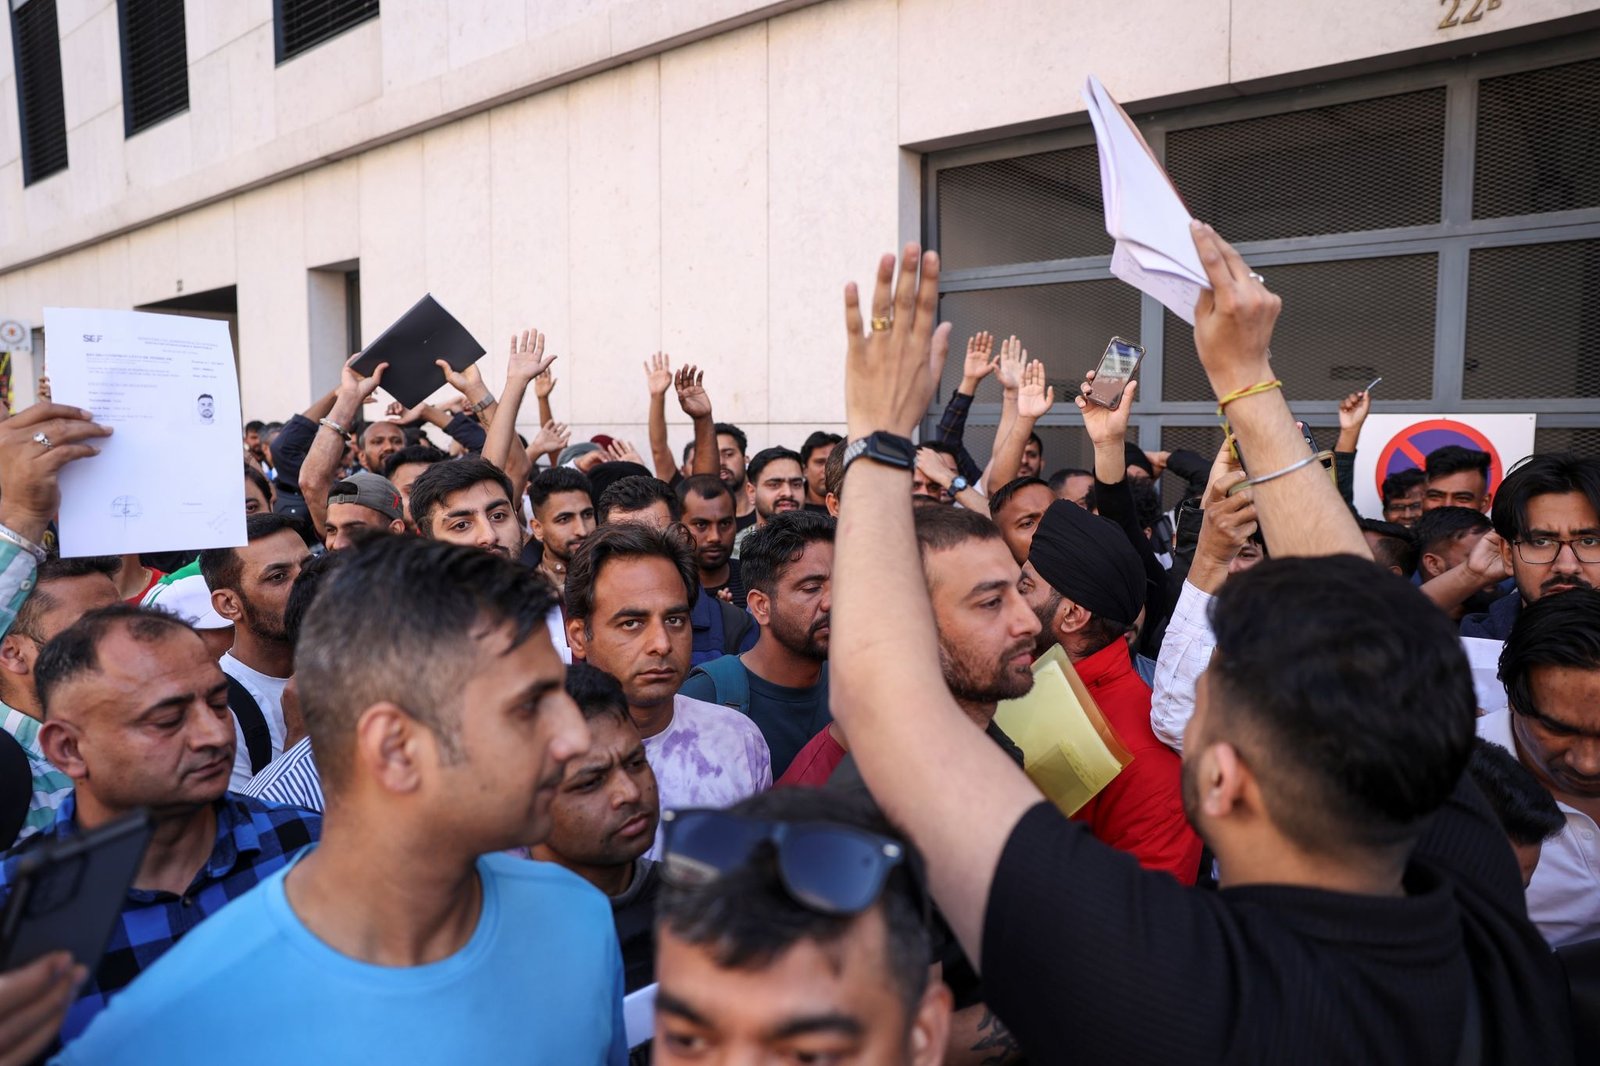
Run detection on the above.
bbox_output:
[982,778,1574,1064]
[706,558,748,610]
[611,858,661,995]
[735,510,758,532]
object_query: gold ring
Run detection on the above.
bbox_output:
[870,316,892,332]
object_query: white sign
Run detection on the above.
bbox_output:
[1351,412,1537,519]
[43,308,247,557]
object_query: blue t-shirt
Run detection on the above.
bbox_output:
[55,851,627,1065]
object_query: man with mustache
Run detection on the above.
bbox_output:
[410,456,528,561]
[680,511,834,779]
[528,467,597,595]
[733,447,805,559]
[676,475,744,607]
[0,605,320,1046]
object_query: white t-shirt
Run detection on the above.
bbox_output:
[221,652,289,791]
[643,694,771,859]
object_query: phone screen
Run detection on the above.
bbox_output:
[1087,338,1145,409]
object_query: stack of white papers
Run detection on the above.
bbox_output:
[1084,75,1210,323]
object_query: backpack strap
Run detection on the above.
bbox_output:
[226,675,273,776]
[686,654,751,718]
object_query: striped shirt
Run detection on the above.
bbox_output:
[0,702,75,841]
[241,736,324,813]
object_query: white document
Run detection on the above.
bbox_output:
[1085,75,1210,323]
[623,983,657,1048]
[1462,636,1510,715]
[43,308,247,557]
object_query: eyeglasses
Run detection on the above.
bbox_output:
[1512,535,1600,565]
[1385,499,1424,516]
[660,807,908,916]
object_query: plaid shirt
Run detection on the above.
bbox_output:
[0,792,320,1044]
[0,702,75,841]
[932,390,985,484]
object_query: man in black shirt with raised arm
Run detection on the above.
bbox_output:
[827,232,1573,1065]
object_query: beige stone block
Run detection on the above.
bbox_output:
[186,0,271,61]
[303,159,361,267]
[123,107,194,195]
[125,218,181,306]
[228,24,278,153]
[608,0,778,56]
[659,22,768,425]
[448,0,528,71]
[898,0,1230,146]
[187,47,234,169]
[16,170,74,252]
[175,199,238,297]
[95,235,133,310]
[767,0,898,426]
[54,0,106,38]
[236,180,313,418]
[1231,0,1599,82]
[487,89,571,416]
[0,76,17,167]
[380,0,451,92]
[274,19,383,137]
[566,59,662,427]
[66,108,124,216]
[0,163,24,246]
[420,115,495,383]
[59,6,121,131]
[356,138,428,345]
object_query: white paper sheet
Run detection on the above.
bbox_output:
[624,983,657,1048]
[1085,75,1211,322]
[1462,636,1510,715]
[43,308,247,557]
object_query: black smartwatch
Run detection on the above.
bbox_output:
[841,431,917,474]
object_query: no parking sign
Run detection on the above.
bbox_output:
[1352,414,1536,519]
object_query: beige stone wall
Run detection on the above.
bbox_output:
[1,0,1596,448]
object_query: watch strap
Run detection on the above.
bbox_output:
[842,431,916,473]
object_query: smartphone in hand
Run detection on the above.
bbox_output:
[1085,337,1145,409]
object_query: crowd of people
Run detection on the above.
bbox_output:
[0,220,1595,1064]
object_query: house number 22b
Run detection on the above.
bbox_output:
[1440,0,1503,29]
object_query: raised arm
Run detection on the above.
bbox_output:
[676,366,718,478]
[979,336,1024,494]
[301,358,387,539]
[644,353,677,481]
[483,329,557,472]
[984,355,1052,493]
[930,331,993,484]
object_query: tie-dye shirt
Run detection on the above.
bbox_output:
[644,695,771,858]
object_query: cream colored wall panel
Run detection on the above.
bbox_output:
[380,0,451,92]
[488,89,572,426]
[303,159,361,267]
[566,60,662,427]
[124,219,180,306]
[59,6,120,131]
[0,76,17,167]
[54,0,105,38]
[95,236,132,311]
[898,0,1230,146]
[356,139,428,346]
[448,0,529,71]
[236,181,313,419]
[123,113,194,198]
[15,173,72,253]
[175,200,238,298]
[659,23,768,426]
[274,20,384,138]
[609,0,776,55]
[0,164,25,247]
[229,25,280,154]
[187,48,235,169]
[527,0,612,37]
[767,0,897,426]
[421,115,496,385]
[186,0,271,62]
[66,109,123,216]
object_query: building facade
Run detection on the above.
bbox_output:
[3,0,1598,466]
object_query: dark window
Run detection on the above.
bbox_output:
[118,0,189,136]
[10,0,69,185]
[275,0,379,64]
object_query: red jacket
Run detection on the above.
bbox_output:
[1070,640,1203,884]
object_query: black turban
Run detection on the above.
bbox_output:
[1028,500,1146,627]
[1124,441,1154,479]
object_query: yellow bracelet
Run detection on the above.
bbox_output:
[1215,379,1283,416]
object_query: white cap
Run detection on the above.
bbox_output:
[144,574,231,630]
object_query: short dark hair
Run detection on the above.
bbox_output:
[13,556,120,640]
[197,393,213,401]
[676,473,735,509]
[409,457,515,536]
[1426,445,1491,484]
[681,439,696,464]
[656,788,932,1016]
[528,467,594,513]
[1490,453,1600,542]
[1412,506,1492,559]
[823,440,847,502]
[296,537,559,786]
[564,523,698,626]
[1467,739,1565,847]
[1207,556,1474,852]
[1358,518,1419,578]
[1500,587,1600,729]
[989,476,1050,519]
[913,505,1002,559]
[746,447,803,485]
[199,513,307,595]
[1047,467,1092,492]
[244,462,272,503]
[285,550,346,655]
[800,432,843,468]
[588,461,656,501]
[245,420,266,434]
[597,476,681,526]
[741,511,835,597]
[36,606,200,718]
[563,662,629,730]
[382,443,448,480]
[714,422,748,456]
[1130,479,1163,533]
[1381,467,1426,505]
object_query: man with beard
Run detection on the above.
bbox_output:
[531,663,662,994]
[321,470,405,550]
[716,422,756,529]
[800,431,842,512]
[733,447,805,558]
[1413,507,1498,621]
[677,474,743,607]
[1020,500,1202,883]
[409,457,527,560]
[199,514,312,789]
[1,606,320,1047]
[528,467,596,594]
[680,512,833,779]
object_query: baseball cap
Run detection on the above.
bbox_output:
[143,574,231,630]
[327,470,404,522]
[558,442,603,468]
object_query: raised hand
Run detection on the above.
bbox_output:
[1190,222,1280,396]
[914,447,953,490]
[607,439,646,465]
[386,399,435,425]
[994,335,1025,392]
[1074,370,1136,446]
[1016,360,1056,421]
[843,244,950,440]
[529,420,571,457]
[507,328,556,385]
[1338,390,1371,432]
[675,365,712,419]
[0,402,114,542]
[534,367,558,400]
[341,353,388,402]
[961,331,996,391]
[1197,471,1259,568]
[435,358,486,400]
[644,352,673,397]
[1465,530,1512,584]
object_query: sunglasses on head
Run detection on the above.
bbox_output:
[660,807,912,917]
